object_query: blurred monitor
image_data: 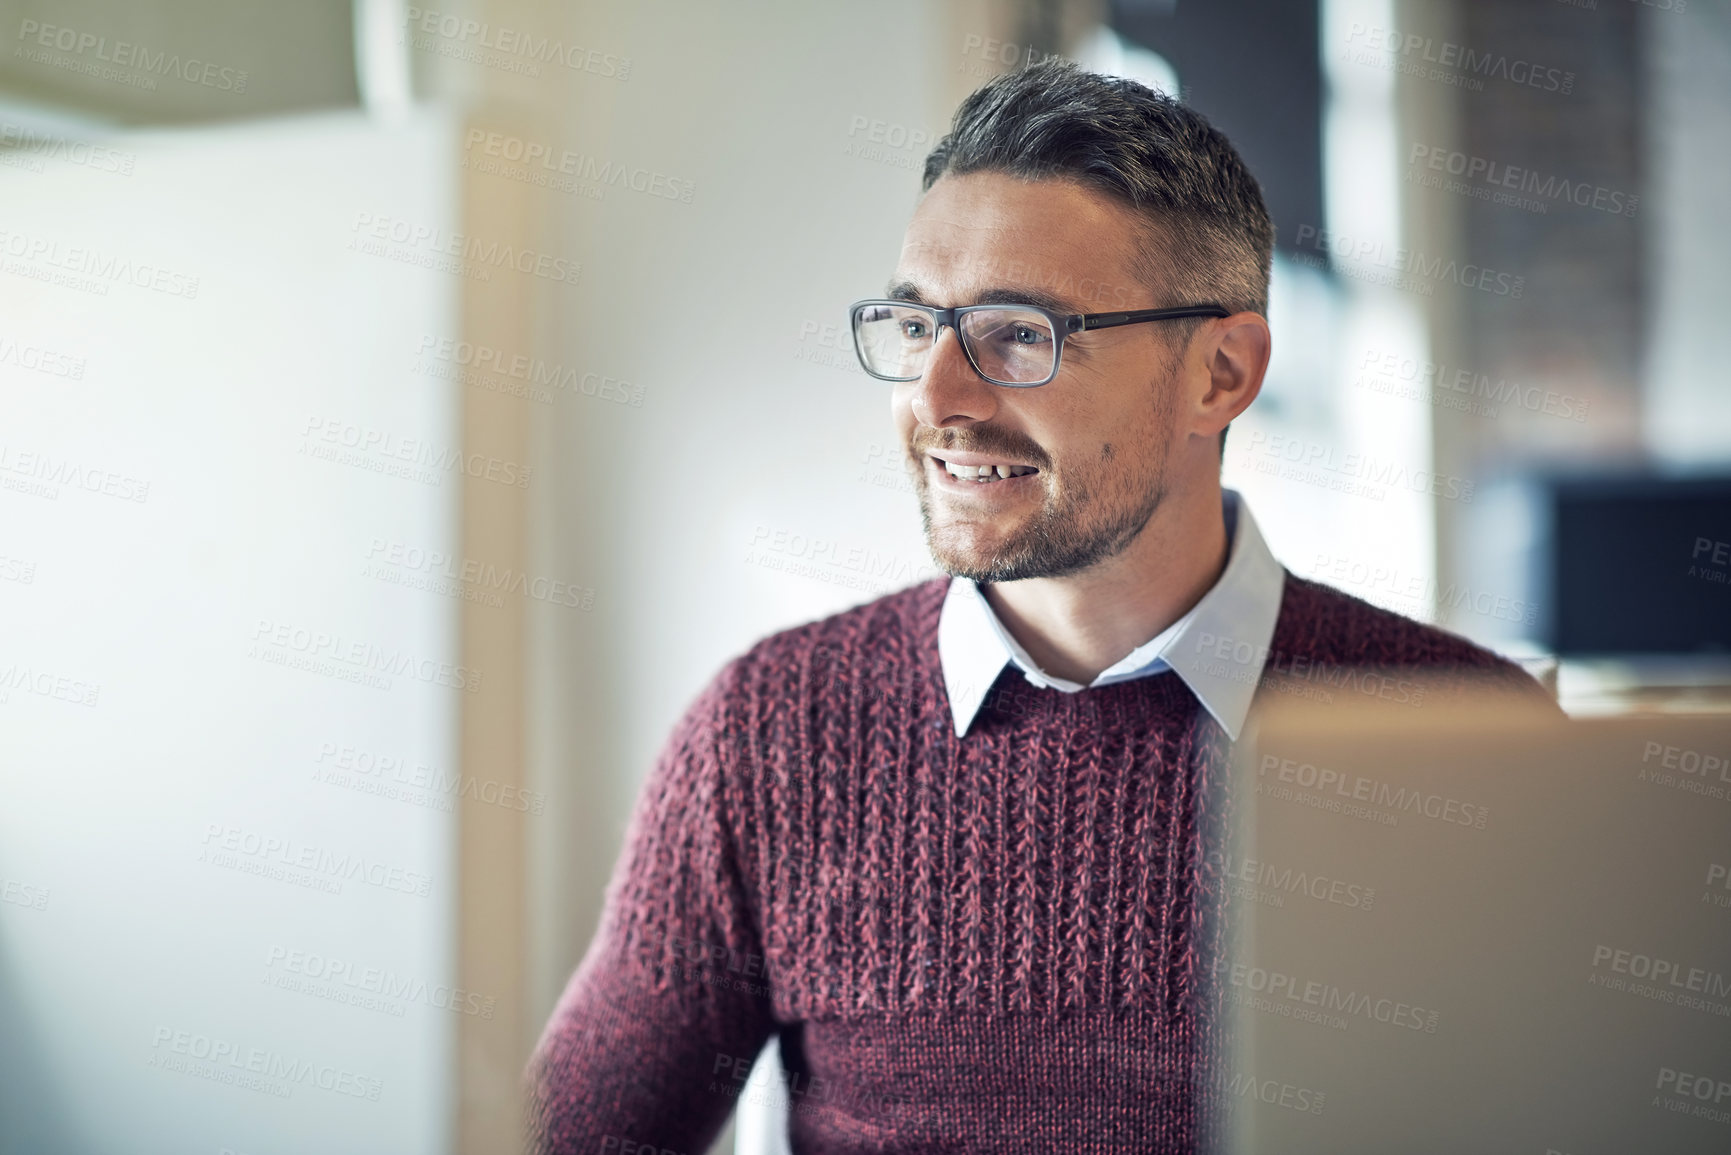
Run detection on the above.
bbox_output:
[1545,475,1731,657]
[1217,700,1731,1154]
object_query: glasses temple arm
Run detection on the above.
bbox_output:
[1075,305,1232,332]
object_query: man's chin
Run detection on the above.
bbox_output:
[923,513,1131,584]
[923,525,1032,582]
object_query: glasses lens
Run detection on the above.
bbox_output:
[959,308,1056,384]
[853,303,934,380]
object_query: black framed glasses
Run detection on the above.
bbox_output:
[848,299,1231,388]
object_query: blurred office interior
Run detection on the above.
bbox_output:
[0,0,1726,1152]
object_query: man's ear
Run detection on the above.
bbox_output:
[1188,312,1270,442]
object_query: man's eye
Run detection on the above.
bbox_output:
[900,319,930,340]
[993,323,1050,346]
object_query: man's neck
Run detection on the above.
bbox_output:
[979,479,1230,685]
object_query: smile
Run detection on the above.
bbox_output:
[928,452,1042,486]
[944,462,1039,483]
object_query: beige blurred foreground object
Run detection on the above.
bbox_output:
[1216,692,1731,1154]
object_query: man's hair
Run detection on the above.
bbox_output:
[921,59,1274,321]
[920,61,1272,464]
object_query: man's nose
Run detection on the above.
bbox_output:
[908,326,1000,428]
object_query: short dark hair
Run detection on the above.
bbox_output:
[921,61,1274,320]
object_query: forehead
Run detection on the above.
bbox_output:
[895,171,1150,307]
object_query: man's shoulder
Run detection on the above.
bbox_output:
[1273,571,1531,675]
[719,577,949,695]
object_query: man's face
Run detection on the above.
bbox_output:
[890,171,1189,583]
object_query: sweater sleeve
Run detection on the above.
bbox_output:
[526,659,776,1154]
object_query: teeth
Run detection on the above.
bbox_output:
[943,460,1037,482]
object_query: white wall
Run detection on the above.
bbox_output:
[0,108,458,1155]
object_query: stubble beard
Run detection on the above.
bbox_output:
[912,426,1173,584]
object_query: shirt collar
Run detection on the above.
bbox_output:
[938,489,1286,741]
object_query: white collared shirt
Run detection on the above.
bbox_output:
[938,490,1286,741]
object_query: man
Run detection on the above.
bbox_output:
[528,62,1550,1154]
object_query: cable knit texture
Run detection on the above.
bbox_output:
[527,573,1551,1154]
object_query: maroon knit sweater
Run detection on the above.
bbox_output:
[527,573,1551,1154]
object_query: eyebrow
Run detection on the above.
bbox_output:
[884,280,1084,316]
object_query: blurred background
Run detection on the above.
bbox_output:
[0,0,1726,1152]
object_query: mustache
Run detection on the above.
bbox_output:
[907,427,1051,468]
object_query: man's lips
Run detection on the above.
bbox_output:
[925,449,1038,469]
